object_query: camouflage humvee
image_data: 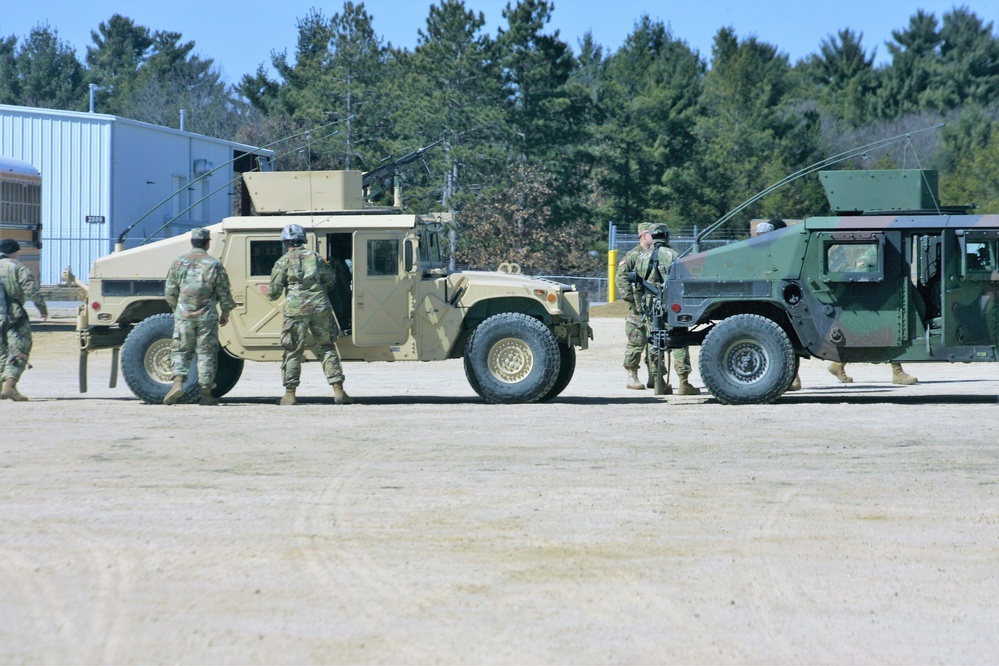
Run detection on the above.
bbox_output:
[76,170,590,404]
[646,169,999,404]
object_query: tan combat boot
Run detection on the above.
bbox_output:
[199,385,218,406]
[677,373,702,395]
[1,378,27,401]
[163,377,184,405]
[828,362,853,383]
[788,374,802,391]
[332,382,353,405]
[626,368,645,390]
[891,362,918,385]
[280,387,297,406]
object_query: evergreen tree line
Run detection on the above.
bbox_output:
[2,1,998,274]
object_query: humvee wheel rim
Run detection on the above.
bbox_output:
[487,337,534,384]
[724,338,768,384]
[144,339,174,383]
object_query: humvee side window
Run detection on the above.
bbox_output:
[249,240,284,276]
[826,242,879,273]
[367,239,399,276]
[965,241,995,272]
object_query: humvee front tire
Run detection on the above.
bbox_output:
[539,343,576,401]
[121,313,243,404]
[699,314,796,405]
[464,313,560,404]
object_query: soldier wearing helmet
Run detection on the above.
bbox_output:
[258,223,352,406]
[620,221,701,395]
[0,238,48,401]
[163,228,237,406]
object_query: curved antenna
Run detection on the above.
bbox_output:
[117,117,351,247]
[689,124,945,254]
[136,128,342,246]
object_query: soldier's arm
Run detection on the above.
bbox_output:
[214,264,238,324]
[615,255,635,301]
[164,262,180,310]
[19,264,48,319]
[214,264,237,315]
[262,258,285,301]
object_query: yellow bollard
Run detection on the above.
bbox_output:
[607,249,618,303]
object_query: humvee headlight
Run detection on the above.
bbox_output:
[534,289,557,303]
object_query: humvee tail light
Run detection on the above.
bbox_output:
[91,301,101,310]
[670,303,681,313]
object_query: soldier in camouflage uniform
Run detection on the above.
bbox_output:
[617,223,701,395]
[163,228,237,406]
[616,224,655,390]
[259,224,351,406]
[0,238,47,401]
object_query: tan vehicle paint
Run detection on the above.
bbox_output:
[77,170,590,404]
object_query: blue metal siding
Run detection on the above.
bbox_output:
[0,106,112,284]
[1,105,270,285]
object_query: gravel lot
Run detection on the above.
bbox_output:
[2,313,998,664]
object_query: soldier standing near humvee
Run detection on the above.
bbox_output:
[617,223,701,395]
[0,238,47,401]
[258,223,351,406]
[163,228,237,406]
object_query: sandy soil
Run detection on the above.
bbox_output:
[2,314,998,664]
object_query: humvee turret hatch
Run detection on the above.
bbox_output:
[648,169,997,404]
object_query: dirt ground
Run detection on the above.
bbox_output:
[2,312,998,664]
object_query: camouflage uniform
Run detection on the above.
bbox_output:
[0,242,47,399]
[616,243,652,378]
[164,231,236,390]
[617,223,696,392]
[266,245,346,391]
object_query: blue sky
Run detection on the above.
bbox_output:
[3,0,997,84]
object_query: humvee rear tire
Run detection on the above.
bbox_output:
[699,314,796,405]
[121,314,199,404]
[121,313,242,403]
[539,343,576,401]
[464,313,560,404]
[213,352,244,398]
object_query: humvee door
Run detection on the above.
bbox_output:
[352,230,412,346]
[806,230,909,349]
[939,228,999,348]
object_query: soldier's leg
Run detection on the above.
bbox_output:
[193,319,220,388]
[673,347,701,395]
[168,318,196,381]
[828,362,852,383]
[891,362,918,385]
[0,320,31,400]
[277,317,307,405]
[623,314,646,390]
[194,320,221,405]
[164,318,195,405]
[311,313,351,404]
[280,317,307,388]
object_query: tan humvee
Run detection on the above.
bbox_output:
[76,170,590,404]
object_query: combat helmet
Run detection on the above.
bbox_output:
[281,223,306,243]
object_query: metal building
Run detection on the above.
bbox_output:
[0,104,271,284]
